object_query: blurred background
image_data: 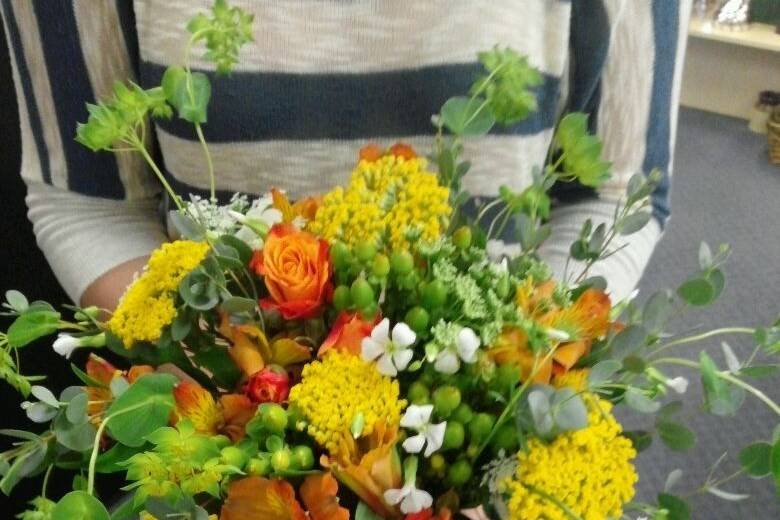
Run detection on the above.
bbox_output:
[1,1,778,517]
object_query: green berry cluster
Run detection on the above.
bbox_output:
[242,403,316,478]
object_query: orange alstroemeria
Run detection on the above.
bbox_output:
[271,188,322,225]
[319,311,379,357]
[219,315,311,377]
[173,381,256,442]
[324,420,404,519]
[490,286,612,384]
[221,477,306,520]
[300,473,350,520]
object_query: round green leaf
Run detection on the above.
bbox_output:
[440,96,496,136]
[106,373,176,447]
[738,442,772,478]
[677,278,715,306]
[51,491,110,520]
[657,493,690,520]
[588,360,621,386]
[624,387,661,414]
[65,391,89,424]
[657,421,696,452]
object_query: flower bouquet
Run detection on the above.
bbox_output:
[2,2,779,519]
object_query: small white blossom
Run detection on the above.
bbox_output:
[384,482,433,514]
[231,193,283,249]
[361,319,416,377]
[434,326,480,374]
[53,334,81,359]
[667,376,689,394]
[400,404,447,457]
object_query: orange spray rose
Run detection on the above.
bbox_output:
[250,224,332,319]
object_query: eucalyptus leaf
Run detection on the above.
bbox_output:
[65,391,89,424]
[0,443,46,494]
[738,442,772,478]
[527,388,554,436]
[657,493,690,520]
[657,421,695,452]
[617,211,651,235]
[221,296,257,315]
[610,325,647,360]
[169,211,205,240]
[642,290,674,334]
[551,388,588,431]
[678,277,715,306]
[588,359,621,386]
[53,411,96,452]
[624,387,661,414]
[700,352,744,416]
[31,386,59,408]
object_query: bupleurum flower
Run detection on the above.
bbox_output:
[505,394,637,520]
[288,351,406,457]
[108,240,210,348]
[308,145,452,251]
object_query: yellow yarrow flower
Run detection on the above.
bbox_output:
[308,149,452,251]
[288,351,406,457]
[108,240,210,348]
[552,368,590,392]
[505,394,637,520]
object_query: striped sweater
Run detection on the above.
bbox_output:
[1,0,691,303]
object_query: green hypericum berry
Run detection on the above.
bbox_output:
[360,302,379,321]
[354,242,376,262]
[391,251,414,275]
[372,254,391,278]
[211,434,231,449]
[421,280,448,310]
[291,445,315,470]
[495,275,510,299]
[441,421,466,451]
[350,278,375,309]
[220,446,248,469]
[452,226,473,249]
[468,413,496,443]
[260,403,288,434]
[331,241,351,270]
[407,381,430,405]
[451,403,474,425]
[333,285,352,311]
[429,453,447,475]
[247,454,272,476]
[491,424,519,455]
[432,386,462,418]
[404,306,430,334]
[271,448,292,472]
[494,364,521,393]
[446,459,473,487]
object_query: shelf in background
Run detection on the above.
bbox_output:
[689,19,780,53]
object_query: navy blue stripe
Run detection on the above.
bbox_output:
[643,1,679,226]
[114,0,140,78]
[140,62,560,142]
[31,1,125,198]
[1,0,51,184]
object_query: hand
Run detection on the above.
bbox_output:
[80,256,149,311]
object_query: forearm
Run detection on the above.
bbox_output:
[26,183,167,306]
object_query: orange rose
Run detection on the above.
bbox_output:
[250,224,332,320]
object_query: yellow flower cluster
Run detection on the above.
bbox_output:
[552,369,590,392]
[288,351,406,456]
[308,153,451,251]
[108,240,210,348]
[506,394,637,520]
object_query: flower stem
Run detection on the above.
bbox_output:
[195,123,216,202]
[649,327,755,358]
[526,484,584,520]
[87,402,146,496]
[133,138,183,211]
[653,357,780,417]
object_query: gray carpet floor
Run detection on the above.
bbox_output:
[622,108,780,518]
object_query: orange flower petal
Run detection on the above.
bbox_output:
[86,354,121,385]
[173,381,224,435]
[359,144,383,162]
[389,142,417,160]
[300,473,350,520]
[272,188,297,224]
[319,312,378,358]
[127,365,154,384]
[552,340,589,371]
[219,394,257,442]
[221,477,306,520]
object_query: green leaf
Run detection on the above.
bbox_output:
[624,387,661,414]
[220,296,257,315]
[658,493,690,520]
[440,96,496,136]
[551,388,588,431]
[642,290,674,334]
[553,113,611,187]
[162,66,212,124]
[355,501,383,520]
[65,391,89,424]
[51,491,110,520]
[472,46,542,125]
[624,430,653,452]
[738,442,772,478]
[95,442,146,474]
[617,211,651,235]
[610,325,647,360]
[588,359,621,386]
[7,310,61,348]
[0,442,46,494]
[657,421,696,451]
[771,438,780,484]
[218,235,253,265]
[169,211,206,240]
[53,411,96,452]
[31,386,59,408]
[192,346,241,389]
[106,373,176,447]
[4,290,28,312]
[738,365,780,378]
[677,277,715,306]
[700,352,744,416]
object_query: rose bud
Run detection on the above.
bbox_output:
[244,366,290,404]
